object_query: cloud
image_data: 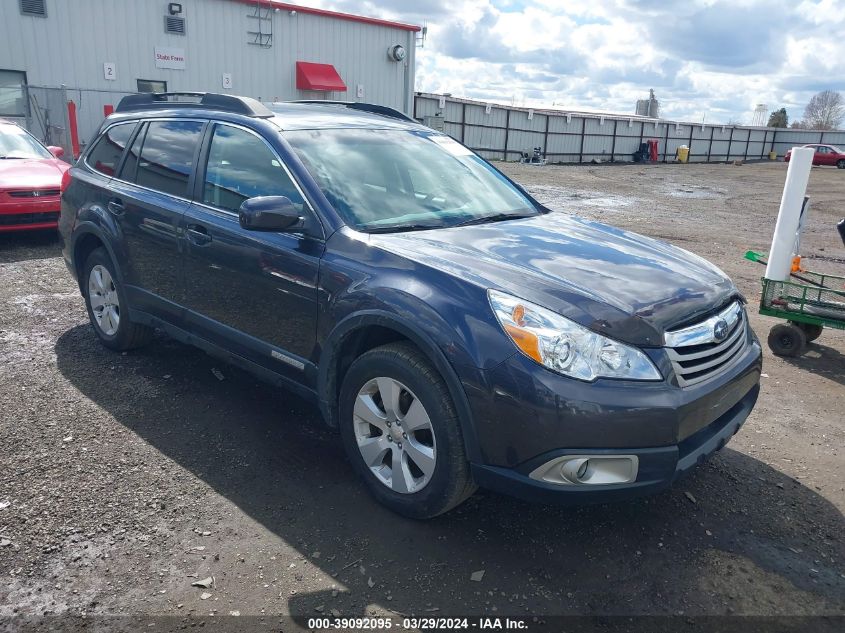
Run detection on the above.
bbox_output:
[307,0,845,125]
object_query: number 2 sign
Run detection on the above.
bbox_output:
[103,63,116,81]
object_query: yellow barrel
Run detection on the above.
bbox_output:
[769,151,777,160]
[677,145,690,163]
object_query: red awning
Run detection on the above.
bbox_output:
[296,62,347,92]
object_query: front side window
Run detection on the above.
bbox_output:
[202,125,306,213]
[283,128,538,232]
[0,70,27,117]
[135,120,203,197]
[86,122,136,176]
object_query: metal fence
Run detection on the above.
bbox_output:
[20,85,136,159]
[413,92,845,164]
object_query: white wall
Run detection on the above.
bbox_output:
[1,0,416,113]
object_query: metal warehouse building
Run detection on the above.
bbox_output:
[0,0,419,156]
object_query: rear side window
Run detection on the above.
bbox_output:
[202,124,306,213]
[135,120,204,198]
[87,123,136,176]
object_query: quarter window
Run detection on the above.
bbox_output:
[202,125,305,213]
[135,120,203,198]
[86,123,136,176]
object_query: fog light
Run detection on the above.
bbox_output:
[531,455,639,486]
[560,458,590,483]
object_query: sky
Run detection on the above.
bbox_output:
[295,0,845,125]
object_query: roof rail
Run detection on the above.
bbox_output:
[290,100,416,123]
[115,92,274,118]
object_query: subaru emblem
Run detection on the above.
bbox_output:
[713,319,729,342]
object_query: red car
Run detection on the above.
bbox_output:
[0,119,69,232]
[784,143,845,168]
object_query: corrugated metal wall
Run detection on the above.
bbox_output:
[1,0,416,141]
[415,93,845,163]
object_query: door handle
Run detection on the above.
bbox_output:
[107,198,125,216]
[185,223,212,245]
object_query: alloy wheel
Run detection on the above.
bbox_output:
[88,264,120,336]
[352,377,437,494]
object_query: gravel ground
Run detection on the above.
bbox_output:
[0,161,843,628]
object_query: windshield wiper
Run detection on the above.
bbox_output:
[363,222,446,234]
[449,212,536,228]
[0,156,27,159]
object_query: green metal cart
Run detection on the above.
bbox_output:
[755,268,845,357]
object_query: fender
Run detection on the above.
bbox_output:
[69,210,126,287]
[318,310,483,464]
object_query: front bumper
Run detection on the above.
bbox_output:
[0,199,61,232]
[471,382,758,504]
[462,329,762,504]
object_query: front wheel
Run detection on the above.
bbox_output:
[338,342,476,519]
[767,323,807,357]
[837,159,845,169]
[83,248,153,351]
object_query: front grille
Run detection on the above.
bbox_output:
[8,189,60,198]
[0,211,60,226]
[665,302,748,388]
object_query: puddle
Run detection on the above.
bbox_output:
[664,183,726,199]
[526,185,638,213]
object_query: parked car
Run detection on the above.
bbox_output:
[784,144,845,168]
[0,119,68,233]
[59,93,762,518]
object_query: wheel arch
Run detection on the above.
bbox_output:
[318,311,482,463]
[71,223,123,290]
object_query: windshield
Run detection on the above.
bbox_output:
[283,128,539,232]
[0,123,52,159]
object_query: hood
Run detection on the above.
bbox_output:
[370,212,738,347]
[0,158,68,191]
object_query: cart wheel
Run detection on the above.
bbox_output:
[768,323,807,357]
[791,321,823,342]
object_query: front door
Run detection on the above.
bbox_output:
[180,123,324,383]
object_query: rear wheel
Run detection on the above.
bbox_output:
[767,323,807,357]
[339,342,476,519]
[791,321,823,342]
[83,248,153,351]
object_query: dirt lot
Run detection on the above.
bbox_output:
[0,161,843,627]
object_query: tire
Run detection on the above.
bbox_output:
[767,323,807,357]
[82,247,153,351]
[338,342,477,519]
[791,321,823,342]
[837,159,845,169]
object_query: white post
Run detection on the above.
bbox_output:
[764,147,814,281]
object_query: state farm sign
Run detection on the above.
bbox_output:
[154,47,186,70]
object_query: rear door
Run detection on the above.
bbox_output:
[107,119,206,322]
[179,122,324,382]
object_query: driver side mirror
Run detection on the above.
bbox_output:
[238,196,302,232]
[48,146,65,158]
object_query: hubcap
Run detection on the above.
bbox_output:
[88,264,120,336]
[352,377,436,494]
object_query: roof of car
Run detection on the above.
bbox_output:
[267,102,422,131]
[112,93,423,132]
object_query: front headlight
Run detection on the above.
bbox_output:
[488,290,662,382]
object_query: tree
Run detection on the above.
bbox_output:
[802,90,845,130]
[790,120,807,129]
[767,108,788,128]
